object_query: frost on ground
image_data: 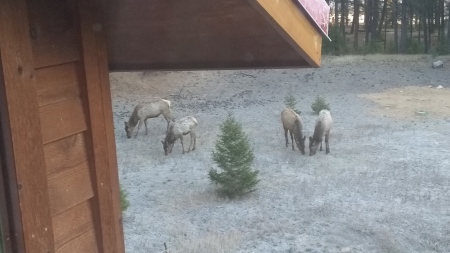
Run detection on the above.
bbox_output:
[110,55,450,253]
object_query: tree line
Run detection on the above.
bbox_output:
[323,0,450,55]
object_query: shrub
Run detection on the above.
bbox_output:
[435,37,450,55]
[284,94,301,115]
[120,185,130,212]
[405,39,424,54]
[322,24,348,55]
[429,47,438,58]
[386,41,398,54]
[209,112,259,198]
[364,41,383,55]
[311,96,330,114]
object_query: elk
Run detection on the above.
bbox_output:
[161,116,198,155]
[281,108,306,155]
[309,109,332,156]
[124,97,174,138]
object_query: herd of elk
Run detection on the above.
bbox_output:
[281,108,332,156]
[124,97,198,156]
[124,97,332,157]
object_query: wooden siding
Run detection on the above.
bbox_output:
[103,0,315,71]
[0,0,124,252]
[0,0,55,252]
[248,0,323,67]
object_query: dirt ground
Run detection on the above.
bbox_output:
[110,54,450,253]
[360,86,450,120]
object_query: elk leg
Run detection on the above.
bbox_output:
[192,132,196,151]
[134,120,142,138]
[320,141,322,151]
[180,135,185,154]
[163,112,172,132]
[325,132,330,154]
[284,128,289,147]
[290,132,295,151]
[144,119,148,135]
[187,133,192,152]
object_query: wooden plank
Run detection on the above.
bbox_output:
[35,63,82,107]
[32,33,81,69]
[104,0,311,71]
[44,133,89,176]
[40,98,88,144]
[108,60,311,72]
[95,10,127,253]
[52,200,95,250]
[0,49,16,253]
[248,0,322,67]
[78,0,125,252]
[27,0,80,69]
[55,228,98,253]
[47,160,94,216]
[0,155,13,253]
[0,0,55,252]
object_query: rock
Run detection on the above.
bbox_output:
[436,85,443,89]
[432,60,444,69]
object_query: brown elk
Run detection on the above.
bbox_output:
[281,108,306,155]
[161,116,198,155]
[124,97,174,138]
[309,109,333,156]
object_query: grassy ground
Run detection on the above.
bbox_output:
[111,54,450,253]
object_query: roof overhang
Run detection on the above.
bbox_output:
[102,0,330,71]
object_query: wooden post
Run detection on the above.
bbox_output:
[0,0,56,252]
[78,0,125,252]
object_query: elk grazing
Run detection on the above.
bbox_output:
[281,108,306,155]
[309,109,332,156]
[124,97,174,138]
[161,116,198,155]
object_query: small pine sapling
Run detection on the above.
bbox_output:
[284,94,301,115]
[311,95,330,114]
[120,185,130,212]
[209,112,259,198]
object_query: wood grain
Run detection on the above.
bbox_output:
[250,0,322,67]
[47,160,94,216]
[44,133,89,176]
[78,0,125,252]
[35,62,82,107]
[27,0,81,69]
[0,0,55,252]
[0,155,13,253]
[39,98,88,144]
[95,8,126,252]
[103,0,312,71]
[55,228,98,253]
[52,200,95,250]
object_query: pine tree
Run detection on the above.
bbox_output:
[284,94,301,115]
[209,112,259,198]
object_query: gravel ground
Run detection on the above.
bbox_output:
[110,55,450,253]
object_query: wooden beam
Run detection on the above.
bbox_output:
[104,0,313,71]
[247,0,322,67]
[0,0,55,252]
[0,155,14,253]
[78,0,125,252]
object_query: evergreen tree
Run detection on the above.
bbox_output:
[209,112,259,198]
[284,94,301,115]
